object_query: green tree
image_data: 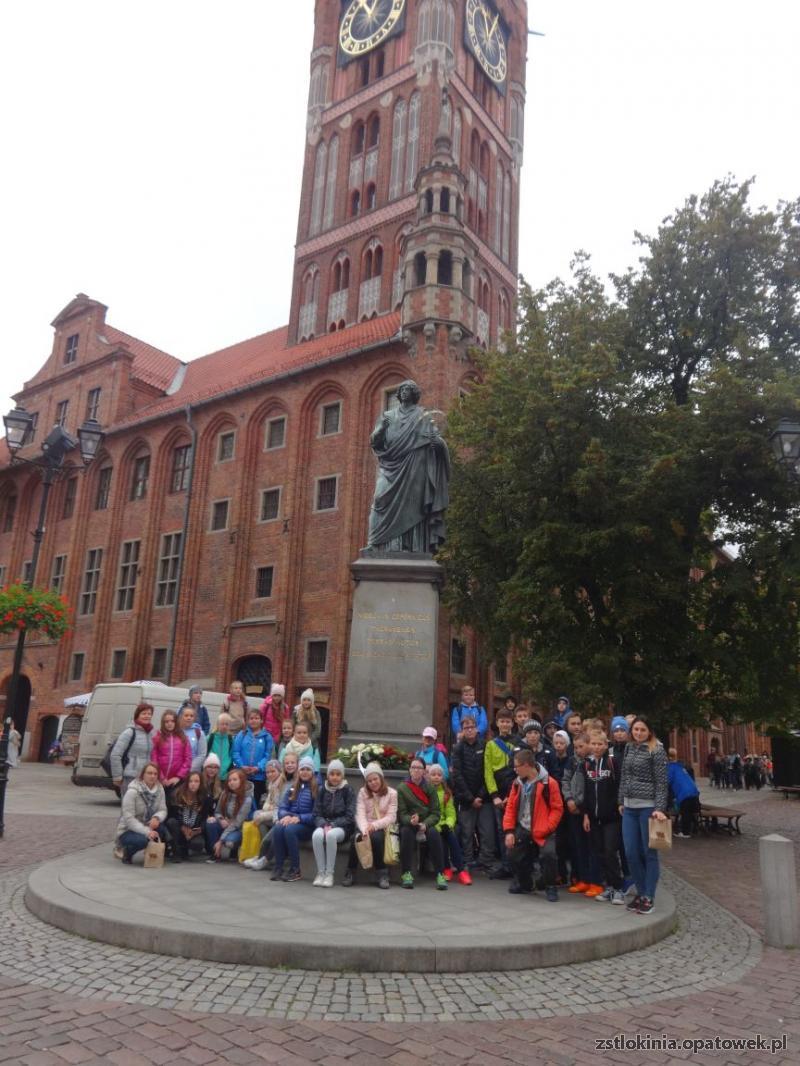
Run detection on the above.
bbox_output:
[441,179,800,733]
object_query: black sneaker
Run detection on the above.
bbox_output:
[282,868,302,882]
[626,895,642,912]
[636,896,654,914]
[270,867,284,881]
[341,869,355,887]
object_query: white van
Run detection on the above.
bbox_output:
[71,682,229,789]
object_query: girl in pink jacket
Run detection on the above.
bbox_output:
[151,711,192,788]
[342,762,398,890]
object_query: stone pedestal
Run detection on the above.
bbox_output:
[341,553,442,748]
[759,833,799,948]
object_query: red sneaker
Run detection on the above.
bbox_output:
[443,868,454,881]
[456,870,472,885]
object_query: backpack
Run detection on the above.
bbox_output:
[100,727,136,779]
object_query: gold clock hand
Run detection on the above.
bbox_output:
[488,13,500,40]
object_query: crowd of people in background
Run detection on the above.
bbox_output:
[109,683,716,917]
[705,750,772,790]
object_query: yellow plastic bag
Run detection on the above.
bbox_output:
[238,820,262,863]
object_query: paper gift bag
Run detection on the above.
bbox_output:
[354,833,373,869]
[648,817,672,850]
[143,840,166,868]
[383,825,400,866]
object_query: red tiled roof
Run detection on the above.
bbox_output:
[103,325,183,392]
[111,312,402,431]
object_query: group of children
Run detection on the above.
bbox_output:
[113,684,672,915]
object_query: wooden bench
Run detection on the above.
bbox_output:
[699,804,745,835]
[773,785,800,799]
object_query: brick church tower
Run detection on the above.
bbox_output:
[289,0,528,358]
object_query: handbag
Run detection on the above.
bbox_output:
[238,820,262,863]
[648,816,672,850]
[383,824,400,866]
[354,833,374,869]
[143,840,165,868]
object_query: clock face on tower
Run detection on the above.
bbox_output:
[464,0,508,88]
[339,0,407,59]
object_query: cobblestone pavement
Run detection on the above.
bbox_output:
[0,767,798,1063]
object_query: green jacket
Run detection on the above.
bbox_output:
[484,734,515,798]
[207,732,233,779]
[433,784,457,831]
[397,779,440,829]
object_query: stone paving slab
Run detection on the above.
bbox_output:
[26,843,676,973]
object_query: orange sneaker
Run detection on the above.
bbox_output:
[583,884,605,897]
[443,867,454,881]
[456,870,472,885]
[568,881,590,893]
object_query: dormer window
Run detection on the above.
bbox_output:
[64,333,79,365]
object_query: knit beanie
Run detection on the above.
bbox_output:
[301,688,314,703]
[364,761,385,778]
[522,719,543,735]
[271,683,285,697]
[298,755,316,771]
[553,730,570,745]
[327,759,346,776]
[203,753,221,768]
[611,716,629,733]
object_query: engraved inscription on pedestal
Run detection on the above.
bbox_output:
[343,558,442,739]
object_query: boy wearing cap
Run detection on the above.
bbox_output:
[503,748,564,900]
[415,727,450,780]
[610,717,630,762]
[520,720,555,774]
[451,686,489,741]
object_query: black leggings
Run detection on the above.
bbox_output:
[347,829,386,871]
[399,824,444,875]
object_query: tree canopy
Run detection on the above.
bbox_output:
[441,178,800,732]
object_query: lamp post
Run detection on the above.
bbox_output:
[769,418,800,484]
[0,407,104,837]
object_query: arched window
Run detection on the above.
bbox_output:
[414,251,427,286]
[417,0,455,53]
[362,241,383,281]
[367,114,380,148]
[328,254,350,332]
[352,122,365,157]
[374,49,385,79]
[438,250,453,286]
[389,98,408,200]
[440,188,451,213]
[359,56,370,88]
[462,258,472,297]
[299,265,320,341]
[309,141,327,237]
[424,188,434,214]
[366,182,377,210]
[323,134,339,230]
[404,92,421,193]
[351,189,361,216]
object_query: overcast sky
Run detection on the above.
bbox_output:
[1,0,797,419]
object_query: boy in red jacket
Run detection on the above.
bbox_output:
[503,748,564,901]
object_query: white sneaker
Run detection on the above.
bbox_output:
[247,857,268,871]
[610,890,626,905]
[594,887,613,901]
[312,873,325,887]
[322,873,335,888]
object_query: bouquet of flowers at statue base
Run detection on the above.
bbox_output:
[332,742,412,774]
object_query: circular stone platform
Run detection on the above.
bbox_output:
[26,844,676,973]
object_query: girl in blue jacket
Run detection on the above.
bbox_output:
[270,756,318,882]
[232,709,274,808]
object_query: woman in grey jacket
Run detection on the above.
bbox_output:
[110,703,155,796]
[618,717,669,914]
[114,762,168,862]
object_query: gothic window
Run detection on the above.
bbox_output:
[424,188,434,214]
[363,242,383,280]
[374,49,385,79]
[332,256,350,292]
[417,0,456,53]
[329,255,350,332]
[352,121,365,157]
[437,250,453,286]
[440,188,451,213]
[359,56,370,87]
[414,252,427,286]
[308,61,329,110]
[462,258,472,297]
[367,114,380,148]
[309,140,327,237]
[130,453,150,501]
[389,99,407,200]
[323,134,338,230]
[366,182,377,210]
[404,92,420,193]
[350,189,361,216]
[299,266,320,341]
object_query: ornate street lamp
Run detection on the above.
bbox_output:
[769,418,800,483]
[0,406,105,837]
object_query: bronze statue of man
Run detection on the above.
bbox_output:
[366,380,450,553]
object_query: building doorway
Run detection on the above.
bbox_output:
[1,673,32,737]
[234,656,272,701]
[38,715,60,762]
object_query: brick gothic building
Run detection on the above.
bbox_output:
[0,0,531,761]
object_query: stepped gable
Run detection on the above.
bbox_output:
[111,311,401,430]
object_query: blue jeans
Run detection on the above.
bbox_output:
[440,826,465,871]
[118,827,166,860]
[622,806,659,899]
[271,822,313,870]
[204,818,242,856]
